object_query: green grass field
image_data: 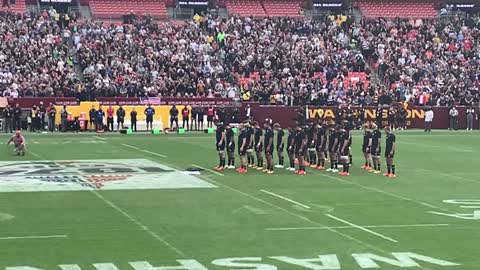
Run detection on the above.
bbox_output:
[0,130,479,270]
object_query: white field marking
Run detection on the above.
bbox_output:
[0,235,67,240]
[260,189,311,209]
[30,151,42,159]
[232,205,266,215]
[320,173,450,212]
[92,135,106,141]
[266,223,450,231]
[91,190,186,257]
[325,214,398,243]
[120,143,141,150]
[200,176,394,257]
[141,149,167,158]
[191,164,224,176]
[417,169,480,184]
[33,141,40,144]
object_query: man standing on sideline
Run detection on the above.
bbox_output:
[245,104,252,120]
[96,106,105,131]
[39,102,46,131]
[169,104,179,130]
[13,104,22,131]
[449,106,458,130]
[197,107,204,130]
[181,105,189,130]
[424,107,434,132]
[106,106,114,132]
[130,108,137,132]
[60,105,68,132]
[375,105,383,128]
[116,105,126,131]
[207,105,215,128]
[466,106,474,131]
[2,105,13,133]
[190,106,198,131]
[47,103,57,132]
[89,105,97,130]
[144,105,155,131]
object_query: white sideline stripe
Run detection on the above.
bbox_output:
[260,189,311,209]
[320,173,449,212]
[418,169,480,184]
[92,135,106,141]
[91,191,186,257]
[120,143,141,150]
[326,214,398,243]
[30,151,42,159]
[0,235,68,240]
[192,164,224,176]
[141,149,167,158]
[266,223,450,231]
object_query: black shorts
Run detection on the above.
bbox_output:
[276,145,284,153]
[264,147,274,155]
[362,145,369,153]
[295,146,306,157]
[207,116,213,122]
[216,142,225,151]
[308,141,315,149]
[238,147,246,156]
[371,147,381,156]
[107,117,114,123]
[117,118,124,124]
[227,142,235,152]
[385,150,395,158]
[255,143,263,152]
[287,145,295,155]
[328,146,338,153]
[89,119,95,124]
[170,116,178,123]
[146,116,153,123]
[339,148,349,157]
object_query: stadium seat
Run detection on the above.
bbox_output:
[90,0,168,20]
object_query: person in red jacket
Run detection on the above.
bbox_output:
[181,105,190,131]
[207,105,215,128]
[106,106,114,132]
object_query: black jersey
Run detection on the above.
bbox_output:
[307,126,316,141]
[226,128,234,145]
[246,127,255,147]
[294,129,306,149]
[216,125,225,144]
[371,129,381,149]
[238,129,247,148]
[328,129,338,151]
[385,133,396,153]
[362,131,372,149]
[264,127,274,151]
[338,130,349,153]
[276,129,285,147]
[254,128,263,145]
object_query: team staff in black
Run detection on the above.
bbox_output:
[169,105,179,130]
[144,105,155,131]
[197,107,204,130]
[370,123,382,174]
[225,124,235,169]
[273,123,285,168]
[315,121,327,170]
[253,121,264,170]
[306,122,317,168]
[214,121,226,171]
[2,105,13,133]
[13,104,22,131]
[89,105,97,130]
[376,106,383,128]
[237,122,248,173]
[286,126,296,171]
[116,105,126,130]
[130,108,138,132]
[384,127,397,178]
[326,121,339,173]
[338,126,351,176]
[263,119,274,174]
[361,123,372,170]
[294,126,307,175]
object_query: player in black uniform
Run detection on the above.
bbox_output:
[225,124,235,169]
[397,106,407,130]
[294,125,307,175]
[388,106,396,130]
[214,121,226,171]
[306,122,317,168]
[326,121,339,173]
[384,127,396,178]
[361,123,372,170]
[370,123,382,174]
[237,122,248,173]
[253,121,264,170]
[273,123,285,169]
[315,121,327,170]
[338,126,351,176]
[286,126,296,171]
[246,122,255,168]
[263,119,274,174]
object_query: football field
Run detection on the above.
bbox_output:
[0,131,478,270]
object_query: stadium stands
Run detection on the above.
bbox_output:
[225,0,267,18]
[356,0,437,18]
[0,0,26,14]
[89,0,168,19]
[262,0,303,18]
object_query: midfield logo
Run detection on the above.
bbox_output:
[0,159,216,192]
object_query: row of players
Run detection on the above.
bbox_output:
[214,119,397,177]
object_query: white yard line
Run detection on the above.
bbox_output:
[260,189,311,209]
[91,191,186,257]
[320,173,450,212]
[191,164,224,176]
[141,149,167,158]
[92,135,106,141]
[30,151,42,159]
[266,223,450,231]
[325,214,398,243]
[120,143,141,150]
[417,169,480,184]
[0,235,68,240]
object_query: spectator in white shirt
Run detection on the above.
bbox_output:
[424,107,434,132]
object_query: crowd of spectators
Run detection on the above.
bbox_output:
[360,15,480,108]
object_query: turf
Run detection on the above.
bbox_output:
[0,130,479,270]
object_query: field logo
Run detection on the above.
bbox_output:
[0,159,216,192]
[429,199,480,220]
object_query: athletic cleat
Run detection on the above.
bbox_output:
[294,170,299,174]
[228,165,235,169]
[332,169,339,173]
[339,172,346,176]
[317,166,325,170]
[251,165,257,168]
[365,166,372,170]
[373,170,381,174]
[383,173,390,177]
[298,170,306,175]
[310,164,318,168]
[262,169,269,172]
[247,164,253,168]
[368,169,375,173]
[389,174,397,178]
[266,170,274,174]
[256,167,264,171]
[326,168,333,172]
[361,165,366,169]
[215,167,224,171]
[304,162,310,166]
[288,167,296,171]
[274,165,284,168]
